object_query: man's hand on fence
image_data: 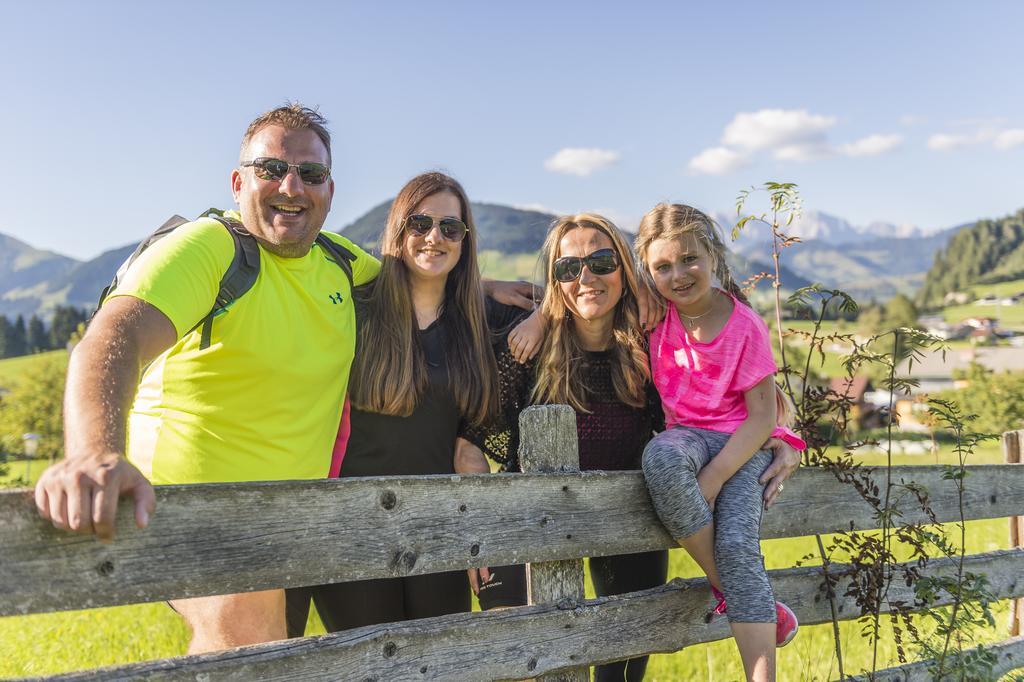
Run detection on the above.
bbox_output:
[760,438,800,508]
[467,566,492,595]
[34,452,156,542]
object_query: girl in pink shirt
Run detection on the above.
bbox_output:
[637,203,805,682]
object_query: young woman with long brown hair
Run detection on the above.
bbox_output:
[286,171,524,632]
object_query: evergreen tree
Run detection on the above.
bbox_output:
[49,306,86,349]
[7,315,28,357]
[0,316,9,359]
[26,315,47,353]
[917,209,1024,307]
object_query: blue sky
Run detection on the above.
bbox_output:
[3,1,1023,259]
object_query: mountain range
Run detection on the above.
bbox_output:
[0,204,988,319]
[713,211,963,301]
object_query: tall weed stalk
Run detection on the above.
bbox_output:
[733,182,998,680]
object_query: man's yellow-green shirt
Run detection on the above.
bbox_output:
[109,211,379,484]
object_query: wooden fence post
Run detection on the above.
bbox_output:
[519,405,588,682]
[1006,429,1024,637]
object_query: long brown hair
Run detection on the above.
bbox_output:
[634,203,749,306]
[349,172,499,425]
[531,214,650,412]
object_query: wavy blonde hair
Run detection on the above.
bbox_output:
[349,172,498,425]
[531,214,650,412]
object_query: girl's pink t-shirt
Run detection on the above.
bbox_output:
[650,293,806,450]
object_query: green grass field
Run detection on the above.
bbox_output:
[1,443,1016,680]
[477,249,545,284]
[941,278,1024,331]
[0,350,66,388]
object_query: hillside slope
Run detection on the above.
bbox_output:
[917,209,1024,307]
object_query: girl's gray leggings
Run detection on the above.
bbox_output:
[642,426,776,623]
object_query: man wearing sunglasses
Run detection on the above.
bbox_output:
[32,103,532,654]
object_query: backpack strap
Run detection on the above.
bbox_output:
[190,222,353,349]
[315,233,356,290]
[188,212,261,349]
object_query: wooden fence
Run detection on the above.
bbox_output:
[1,406,1023,680]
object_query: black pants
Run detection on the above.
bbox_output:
[478,549,668,682]
[285,570,471,637]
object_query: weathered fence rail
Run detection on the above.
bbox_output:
[1,409,1022,681]
[4,465,1020,616]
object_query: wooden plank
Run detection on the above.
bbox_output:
[848,634,1024,681]
[47,549,1024,681]
[1006,430,1024,637]
[519,405,587,682]
[3,464,1023,616]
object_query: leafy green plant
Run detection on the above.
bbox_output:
[733,181,1004,681]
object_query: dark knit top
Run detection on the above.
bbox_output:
[466,330,664,472]
[339,295,524,478]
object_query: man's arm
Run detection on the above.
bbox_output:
[34,296,176,541]
[481,279,540,310]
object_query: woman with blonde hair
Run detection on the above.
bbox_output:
[287,171,525,632]
[464,213,669,681]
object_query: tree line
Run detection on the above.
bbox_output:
[917,209,1024,308]
[0,307,89,359]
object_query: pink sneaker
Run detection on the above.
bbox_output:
[775,601,799,647]
[710,586,728,616]
[709,586,800,648]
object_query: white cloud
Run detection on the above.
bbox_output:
[544,147,620,177]
[899,114,925,127]
[994,129,1024,150]
[839,133,904,157]
[773,143,832,162]
[928,123,1024,152]
[721,109,837,151]
[687,146,750,175]
[927,132,981,151]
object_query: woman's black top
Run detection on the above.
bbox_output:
[465,327,664,472]
[339,296,524,478]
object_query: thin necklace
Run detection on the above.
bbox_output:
[679,292,716,328]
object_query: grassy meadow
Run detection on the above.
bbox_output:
[1,443,1016,680]
[941,279,1024,331]
[0,349,66,388]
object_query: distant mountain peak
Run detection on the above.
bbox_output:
[715,209,923,247]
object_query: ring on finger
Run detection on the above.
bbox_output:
[777,483,784,493]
